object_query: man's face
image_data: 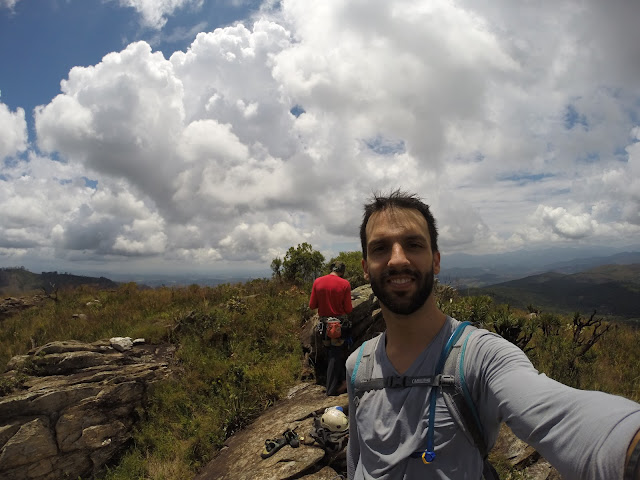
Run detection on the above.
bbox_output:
[362,208,440,315]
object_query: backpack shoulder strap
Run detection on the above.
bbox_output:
[441,324,500,480]
[441,325,487,454]
[350,334,382,397]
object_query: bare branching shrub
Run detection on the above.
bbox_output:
[571,310,612,362]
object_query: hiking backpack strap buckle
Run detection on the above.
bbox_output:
[384,376,407,388]
[438,374,455,387]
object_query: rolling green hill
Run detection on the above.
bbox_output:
[464,263,640,321]
[0,267,118,296]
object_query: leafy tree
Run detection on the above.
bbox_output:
[281,243,325,285]
[270,257,282,280]
[327,251,367,288]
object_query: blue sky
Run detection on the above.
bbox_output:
[1,0,261,132]
[1,0,640,277]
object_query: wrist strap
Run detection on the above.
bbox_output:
[624,432,640,480]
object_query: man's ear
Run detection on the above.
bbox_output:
[433,251,441,275]
[362,258,370,281]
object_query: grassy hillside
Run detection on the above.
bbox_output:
[465,263,640,321]
[0,279,309,479]
[2,277,640,478]
[0,267,43,295]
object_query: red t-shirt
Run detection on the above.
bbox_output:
[309,274,353,317]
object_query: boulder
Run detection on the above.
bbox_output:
[0,339,172,480]
[194,383,348,480]
[0,296,45,321]
[110,337,133,352]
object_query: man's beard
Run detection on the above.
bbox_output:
[369,266,435,315]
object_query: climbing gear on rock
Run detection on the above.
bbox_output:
[320,406,349,433]
[261,435,288,459]
[284,428,300,448]
[260,427,300,459]
[310,408,349,453]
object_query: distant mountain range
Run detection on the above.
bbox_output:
[464,263,640,322]
[0,268,118,296]
[3,247,639,321]
[442,249,640,288]
[105,272,258,288]
[0,267,259,295]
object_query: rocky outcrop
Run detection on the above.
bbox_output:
[194,383,349,480]
[0,296,47,321]
[0,339,172,480]
[194,385,560,480]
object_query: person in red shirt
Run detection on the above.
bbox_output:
[309,261,353,396]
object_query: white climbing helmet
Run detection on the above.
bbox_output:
[320,406,349,433]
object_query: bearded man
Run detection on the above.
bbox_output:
[346,190,640,480]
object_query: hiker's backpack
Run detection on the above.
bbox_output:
[317,316,351,341]
[349,321,500,480]
[325,318,342,339]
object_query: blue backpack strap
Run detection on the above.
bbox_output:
[418,320,472,463]
[441,325,500,480]
[350,334,383,406]
[459,329,500,480]
[350,341,367,389]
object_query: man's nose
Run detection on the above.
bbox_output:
[388,243,409,267]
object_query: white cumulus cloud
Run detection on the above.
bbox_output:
[533,206,595,240]
[3,0,640,274]
[0,103,27,159]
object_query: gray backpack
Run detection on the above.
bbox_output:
[349,321,499,480]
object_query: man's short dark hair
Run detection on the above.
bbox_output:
[331,261,346,273]
[359,189,439,259]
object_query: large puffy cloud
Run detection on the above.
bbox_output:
[533,206,596,240]
[510,127,640,245]
[0,103,27,159]
[274,0,517,172]
[3,0,640,275]
[219,221,307,261]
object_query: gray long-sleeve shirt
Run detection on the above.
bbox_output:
[346,316,640,479]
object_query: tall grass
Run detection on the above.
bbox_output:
[1,279,307,479]
[2,280,640,478]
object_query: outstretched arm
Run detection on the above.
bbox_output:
[466,331,640,480]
